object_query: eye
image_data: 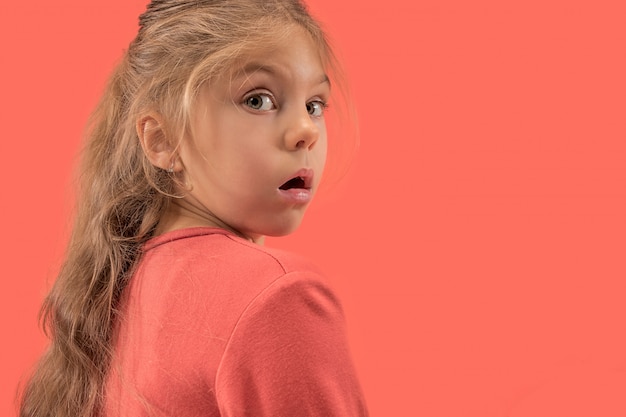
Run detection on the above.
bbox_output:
[306,100,327,117]
[244,93,275,111]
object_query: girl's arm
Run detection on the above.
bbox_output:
[215,271,368,417]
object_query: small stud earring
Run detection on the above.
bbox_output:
[167,161,175,173]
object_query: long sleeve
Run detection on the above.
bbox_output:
[214,271,368,417]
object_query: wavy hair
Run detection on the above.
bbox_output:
[18,1,345,416]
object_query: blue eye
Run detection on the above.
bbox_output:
[306,100,327,117]
[244,93,275,111]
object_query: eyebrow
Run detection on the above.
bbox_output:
[234,62,331,88]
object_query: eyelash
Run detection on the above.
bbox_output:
[242,91,328,116]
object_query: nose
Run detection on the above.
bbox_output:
[283,108,320,151]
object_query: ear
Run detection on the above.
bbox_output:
[136,113,181,172]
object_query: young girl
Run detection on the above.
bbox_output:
[18,1,368,416]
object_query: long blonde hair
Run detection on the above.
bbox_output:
[18,1,342,416]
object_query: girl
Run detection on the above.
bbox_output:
[18,0,368,416]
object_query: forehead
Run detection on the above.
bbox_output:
[227,27,328,82]
[231,61,330,86]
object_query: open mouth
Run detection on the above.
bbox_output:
[279,176,307,190]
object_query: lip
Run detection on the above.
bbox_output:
[278,168,314,204]
[279,168,314,190]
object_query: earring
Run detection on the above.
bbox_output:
[167,160,175,173]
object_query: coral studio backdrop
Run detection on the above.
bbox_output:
[2,1,625,416]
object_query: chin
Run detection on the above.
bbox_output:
[266,225,302,238]
[259,217,305,238]
[238,209,310,239]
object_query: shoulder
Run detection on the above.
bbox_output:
[137,227,335,317]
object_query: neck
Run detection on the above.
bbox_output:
[155,198,264,245]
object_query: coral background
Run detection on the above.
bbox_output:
[2,0,625,416]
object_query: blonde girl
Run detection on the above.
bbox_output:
[18,0,368,416]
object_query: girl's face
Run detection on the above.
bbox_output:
[177,27,330,242]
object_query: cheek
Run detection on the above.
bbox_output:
[217,147,277,192]
[317,131,329,164]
